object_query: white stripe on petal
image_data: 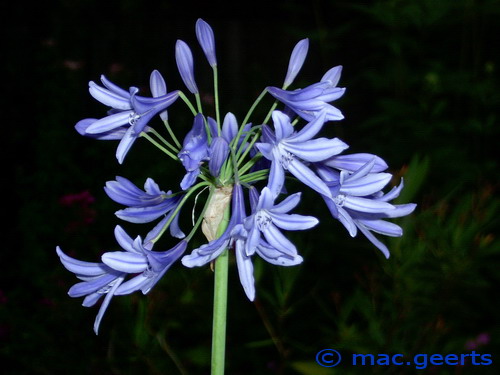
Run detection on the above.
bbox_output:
[101,251,147,273]
[86,111,132,134]
[270,212,318,231]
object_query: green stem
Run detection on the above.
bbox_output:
[149,128,178,153]
[211,198,231,375]
[141,132,178,160]
[179,91,198,116]
[213,67,221,134]
[163,120,182,149]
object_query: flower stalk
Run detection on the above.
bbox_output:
[210,189,232,375]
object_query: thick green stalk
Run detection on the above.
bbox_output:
[211,197,231,375]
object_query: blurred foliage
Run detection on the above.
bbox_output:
[3,0,499,374]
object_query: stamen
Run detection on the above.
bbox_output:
[255,210,272,230]
[334,194,346,207]
[97,279,119,294]
[279,152,294,170]
[128,112,141,126]
[143,267,155,278]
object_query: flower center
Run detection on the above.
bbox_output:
[333,194,346,207]
[143,267,156,278]
[97,279,119,294]
[255,210,272,230]
[128,112,141,126]
[279,152,294,170]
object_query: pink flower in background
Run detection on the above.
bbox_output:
[59,190,97,232]
[465,332,491,350]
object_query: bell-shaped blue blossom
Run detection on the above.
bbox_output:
[101,226,187,295]
[78,73,179,163]
[243,186,318,258]
[175,40,199,94]
[57,226,187,333]
[178,114,209,189]
[196,18,217,67]
[56,246,125,334]
[104,176,185,238]
[283,38,309,88]
[256,110,349,198]
[316,159,417,258]
[268,65,346,122]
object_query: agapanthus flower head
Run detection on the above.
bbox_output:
[58,19,417,334]
[175,40,199,94]
[196,18,217,67]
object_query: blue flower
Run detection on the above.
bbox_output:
[57,226,187,334]
[56,246,125,334]
[104,176,185,239]
[316,158,417,257]
[178,114,209,189]
[242,186,318,258]
[196,18,217,67]
[101,226,187,296]
[77,72,179,163]
[208,136,229,177]
[283,38,309,88]
[182,184,313,301]
[175,40,199,94]
[256,110,349,198]
[268,66,345,122]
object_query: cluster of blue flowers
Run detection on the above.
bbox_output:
[57,19,416,333]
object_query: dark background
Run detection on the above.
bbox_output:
[3,0,499,374]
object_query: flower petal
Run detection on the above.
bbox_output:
[272,111,294,140]
[196,18,217,67]
[283,38,309,88]
[284,137,348,162]
[340,173,392,196]
[56,246,108,276]
[288,158,331,197]
[343,195,395,213]
[149,70,167,97]
[271,192,301,213]
[101,251,148,273]
[175,40,198,94]
[86,110,132,134]
[89,81,131,110]
[262,224,297,256]
[270,212,318,231]
[235,241,255,301]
